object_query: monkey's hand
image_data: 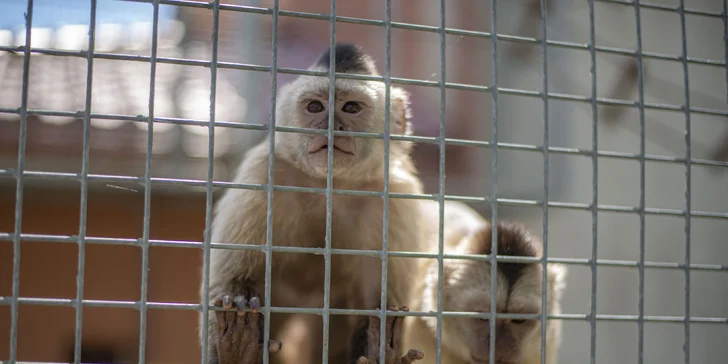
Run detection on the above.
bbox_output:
[354,306,424,364]
[214,295,282,364]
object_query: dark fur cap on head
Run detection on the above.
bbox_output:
[316,43,377,75]
[467,221,543,289]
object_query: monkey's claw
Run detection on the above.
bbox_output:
[213,295,281,364]
[356,306,424,364]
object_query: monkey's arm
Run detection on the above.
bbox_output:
[349,306,424,364]
[203,146,282,363]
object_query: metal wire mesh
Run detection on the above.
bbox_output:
[1,0,728,364]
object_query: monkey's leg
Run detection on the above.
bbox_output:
[351,306,424,364]
[213,295,282,364]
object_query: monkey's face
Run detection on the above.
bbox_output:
[276,77,413,180]
[439,258,542,364]
[433,222,547,363]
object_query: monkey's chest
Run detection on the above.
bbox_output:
[295,217,384,251]
[278,195,385,250]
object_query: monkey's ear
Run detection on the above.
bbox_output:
[390,86,414,136]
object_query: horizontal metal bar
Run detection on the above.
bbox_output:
[0,232,725,272]
[111,0,725,68]
[1,169,727,219]
[119,0,726,19]
[1,109,727,168]
[1,47,726,119]
[0,296,725,324]
[597,0,723,18]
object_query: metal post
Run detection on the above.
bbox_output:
[138,0,161,362]
[263,0,280,363]
[379,0,394,361]
[539,0,550,363]
[72,0,97,363]
[587,1,599,364]
[677,1,692,363]
[8,0,33,362]
[1,2,727,364]
[488,0,500,363]
[199,0,221,362]
[322,0,337,362]
[434,1,447,363]
[632,2,647,364]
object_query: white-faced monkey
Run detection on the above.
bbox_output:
[200,43,427,364]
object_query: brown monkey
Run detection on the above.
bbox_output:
[400,201,568,364]
[200,43,427,364]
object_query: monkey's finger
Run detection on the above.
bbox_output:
[213,296,223,307]
[220,295,238,329]
[391,314,404,350]
[356,357,370,364]
[222,295,234,310]
[368,314,381,332]
[234,296,248,317]
[247,304,262,333]
[385,309,397,348]
[249,296,261,314]
[215,307,229,337]
[268,339,282,353]
[397,349,424,364]
[246,297,262,341]
[365,321,381,360]
[240,314,256,347]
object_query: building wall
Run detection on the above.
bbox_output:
[0,186,207,363]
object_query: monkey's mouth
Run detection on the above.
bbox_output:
[309,142,354,155]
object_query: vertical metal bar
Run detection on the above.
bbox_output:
[72,1,97,362]
[724,0,728,106]
[435,1,446,364]
[8,0,33,362]
[632,1,646,364]
[587,1,599,363]
[138,0,161,361]
[200,1,220,363]
[263,0,280,363]
[322,0,336,361]
[538,0,550,363]
[676,1,691,363]
[488,0,499,363]
[379,0,393,361]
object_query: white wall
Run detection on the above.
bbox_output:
[493,1,728,363]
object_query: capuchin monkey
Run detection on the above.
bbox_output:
[390,201,568,364]
[200,43,427,364]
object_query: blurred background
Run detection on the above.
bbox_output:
[0,0,727,363]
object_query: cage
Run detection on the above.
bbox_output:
[1,0,727,363]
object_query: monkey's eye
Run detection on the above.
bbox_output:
[511,319,526,324]
[341,101,361,114]
[306,101,325,113]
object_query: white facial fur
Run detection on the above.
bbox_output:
[272,65,414,182]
